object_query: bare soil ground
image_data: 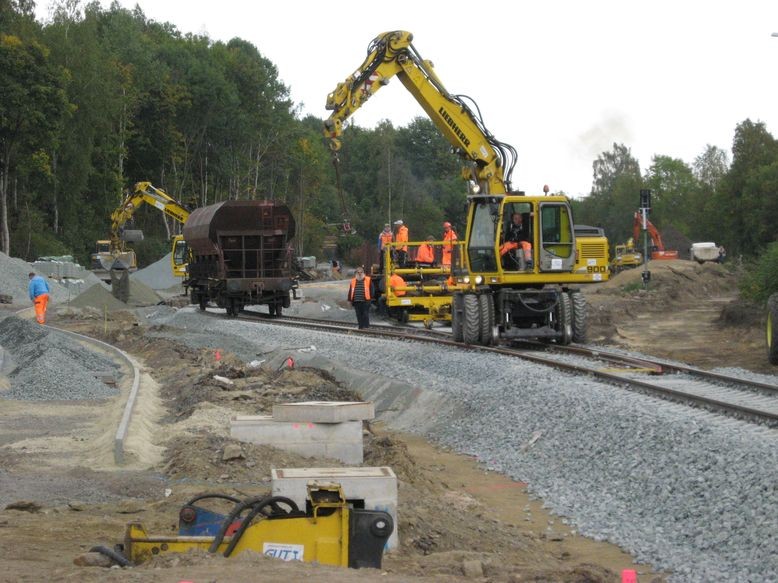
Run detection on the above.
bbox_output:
[0,259,769,582]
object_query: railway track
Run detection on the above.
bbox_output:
[207,308,778,426]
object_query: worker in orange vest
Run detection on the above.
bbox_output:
[442,221,457,268]
[394,220,409,267]
[347,267,372,329]
[388,272,406,297]
[499,212,532,270]
[377,223,393,273]
[415,235,435,266]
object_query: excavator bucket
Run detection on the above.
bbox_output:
[120,229,144,243]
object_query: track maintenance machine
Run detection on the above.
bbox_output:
[93,181,192,281]
[324,31,608,344]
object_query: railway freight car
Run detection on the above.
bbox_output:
[183,200,299,316]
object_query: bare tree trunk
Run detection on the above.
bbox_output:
[52,150,59,233]
[0,162,10,254]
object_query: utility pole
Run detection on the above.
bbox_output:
[387,147,392,224]
[639,189,652,289]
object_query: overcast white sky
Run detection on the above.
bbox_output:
[37,0,778,199]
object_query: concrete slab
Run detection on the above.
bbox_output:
[230,415,363,464]
[272,467,398,551]
[271,401,375,423]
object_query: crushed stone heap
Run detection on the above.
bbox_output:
[0,251,65,304]
[0,316,119,401]
[69,278,162,312]
[133,252,183,291]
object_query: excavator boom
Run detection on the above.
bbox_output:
[92,182,193,281]
[324,30,516,196]
[632,212,678,260]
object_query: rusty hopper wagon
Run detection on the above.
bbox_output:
[183,200,299,316]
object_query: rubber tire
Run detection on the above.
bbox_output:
[268,303,276,317]
[570,290,588,344]
[557,293,573,345]
[478,293,495,346]
[451,292,465,342]
[399,309,409,324]
[768,293,778,365]
[462,293,481,345]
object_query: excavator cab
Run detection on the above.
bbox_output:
[171,235,189,278]
[465,195,575,281]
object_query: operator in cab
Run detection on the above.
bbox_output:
[500,213,533,270]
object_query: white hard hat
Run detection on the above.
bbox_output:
[393,220,403,225]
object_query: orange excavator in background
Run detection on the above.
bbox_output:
[633,212,678,260]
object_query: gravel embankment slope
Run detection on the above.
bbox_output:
[147,309,778,583]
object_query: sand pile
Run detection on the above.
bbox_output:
[0,316,118,401]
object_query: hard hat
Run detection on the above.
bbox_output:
[443,221,451,228]
[393,220,403,225]
[384,223,391,228]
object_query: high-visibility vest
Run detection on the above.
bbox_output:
[389,274,406,297]
[348,276,372,301]
[396,226,409,252]
[442,229,457,264]
[416,243,434,264]
[379,231,393,249]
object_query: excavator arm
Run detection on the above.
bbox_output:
[632,212,666,252]
[109,181,191,248]
[324,30,516,196]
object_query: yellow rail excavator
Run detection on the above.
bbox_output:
[324,31,609,343]
[91,181,191,282]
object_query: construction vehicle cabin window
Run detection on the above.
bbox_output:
[467,202,499,272]
[540,204,574,257]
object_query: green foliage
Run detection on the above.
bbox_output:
[740,242,778,304]
[5,3,778,285]
[133,236,170,268]
[9,203,69,261]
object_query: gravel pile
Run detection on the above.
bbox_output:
[68,278,161,312]
[134,252,181,290]
[0,251,75,304]
[0,316,119,401]
[147,309,778,582]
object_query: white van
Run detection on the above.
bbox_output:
[690,242,722,264]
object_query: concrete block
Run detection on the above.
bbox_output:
[230,415,363,464]
[272,467,398,551]
[272,401,375,423]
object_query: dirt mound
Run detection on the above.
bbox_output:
[588,259,734,302]
[162,432,337,483]
[163,363,362,421]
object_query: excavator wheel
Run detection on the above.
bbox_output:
[570,290,588,344]
[462,294,481,345]
[478,293,495,346]
[556,293,573,346]
[451,292,465,343]
[767,293,778,365]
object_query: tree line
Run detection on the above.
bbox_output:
[2,1,776,298]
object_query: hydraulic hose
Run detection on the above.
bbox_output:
[89,545,132,567]
[221,496,300,558]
